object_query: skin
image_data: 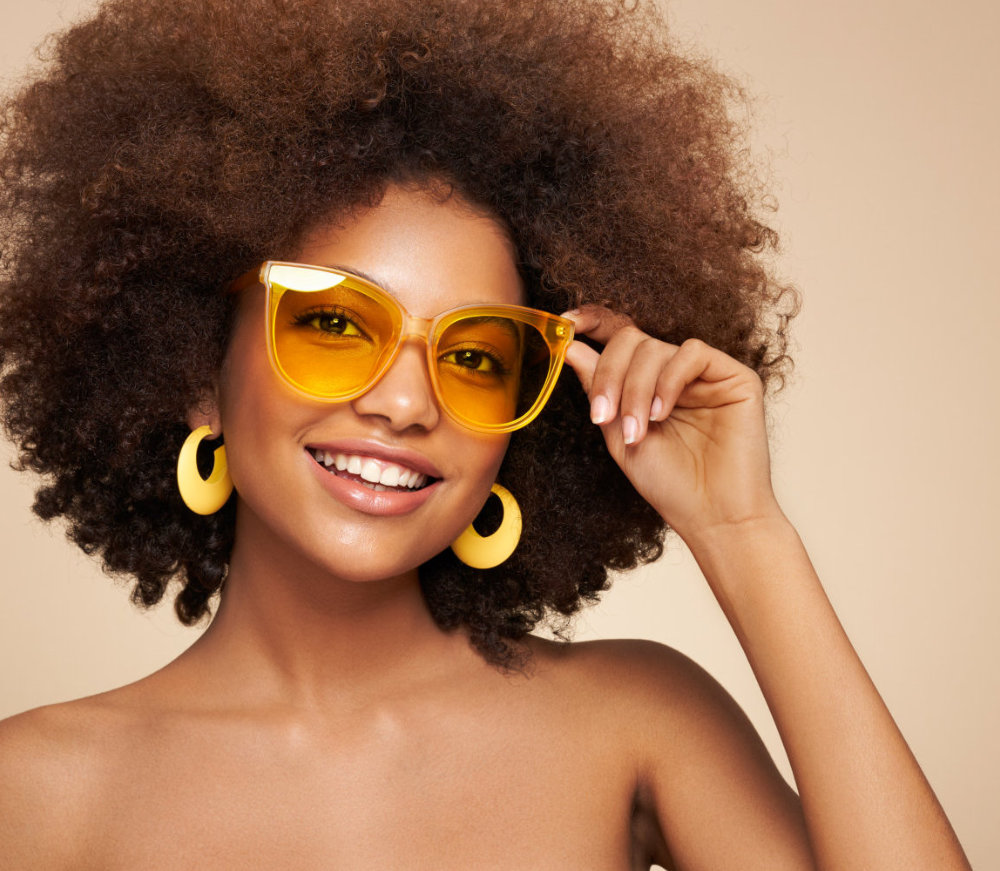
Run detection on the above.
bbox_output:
[0,185,971,870]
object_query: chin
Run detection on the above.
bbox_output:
[289,522,453,586]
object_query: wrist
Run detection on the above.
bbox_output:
[671,498,791,555]
[679,510,808,614]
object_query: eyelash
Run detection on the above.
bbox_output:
[438,343,512,377]
[291,306,370,340]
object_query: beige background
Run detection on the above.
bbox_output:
[2,0,997,865]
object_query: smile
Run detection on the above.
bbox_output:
[307,448,432,492]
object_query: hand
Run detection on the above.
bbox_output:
[561,306,783,542]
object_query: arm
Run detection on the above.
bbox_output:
[562,307,971,870]
[687,517,969,870]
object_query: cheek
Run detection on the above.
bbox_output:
[216,306,297,474]
[217,294,276,422]
[485,439,509,483]
[461,434,510,505]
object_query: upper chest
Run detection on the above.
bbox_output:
[73,679,646,870]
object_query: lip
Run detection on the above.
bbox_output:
[303,438,443,517]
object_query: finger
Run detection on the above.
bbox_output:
[651,338,752,420]
[561,305,636,347]
[618,338,676,444]
[562,339,601,397]
[586,325,651,425]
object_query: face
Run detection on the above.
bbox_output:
[210,184,523,583]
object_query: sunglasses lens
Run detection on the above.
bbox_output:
[271,270,399,398]
[434,315,553,428]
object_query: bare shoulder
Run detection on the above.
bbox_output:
[529,635,790,771]
[527,637,810,868]
[522,636,768,772]
[0,699,101,795]
[526,635,741,717]
[0,692,144,868]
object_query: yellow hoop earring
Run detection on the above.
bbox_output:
[177,425,233,515]
[450,483,522,570]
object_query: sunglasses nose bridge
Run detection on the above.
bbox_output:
[398,314,435,350]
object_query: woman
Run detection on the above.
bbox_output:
[0,0,972,867]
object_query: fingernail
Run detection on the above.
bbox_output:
[562,308,580,318]
[591,395,611,424]
[622,415,638,445]
[650,396,663,420]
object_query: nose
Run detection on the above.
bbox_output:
[350,338,441,432]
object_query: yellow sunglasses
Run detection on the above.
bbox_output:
[230,261,575,433]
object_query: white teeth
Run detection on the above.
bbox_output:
[379,465,401,487]
[360,459,382,483]
[310,449,432,490]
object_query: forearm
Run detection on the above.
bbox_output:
[684,516,971,871]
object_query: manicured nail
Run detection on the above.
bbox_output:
[650,396,663,420]
[622,415,638,445]
[591,395,611,424]
[561,308,580,318]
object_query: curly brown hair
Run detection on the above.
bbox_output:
[0,0,795,668]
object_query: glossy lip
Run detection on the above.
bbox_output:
[303,438,443,517]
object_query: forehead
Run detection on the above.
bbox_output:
[294,185,525,316]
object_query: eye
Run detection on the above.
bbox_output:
[441,348,503,373]
[437,317,521,380]
[438,348,512,383]
[292,306,368,339]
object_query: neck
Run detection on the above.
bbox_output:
[182,507,467,709]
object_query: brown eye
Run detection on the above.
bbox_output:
[293,307,368,339]
[443,349,498,372]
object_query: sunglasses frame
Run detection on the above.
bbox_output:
[230,261,575,434]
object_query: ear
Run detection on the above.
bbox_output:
[185,387,223,436]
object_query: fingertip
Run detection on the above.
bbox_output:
[649,396,664,421]
[591,394,612,425]
[561,304,604,328]
[622,414,639,445]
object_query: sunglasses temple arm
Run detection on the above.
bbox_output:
[227,266,265,295]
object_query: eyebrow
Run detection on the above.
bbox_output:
[323,263,395,295]
[446,315,523,348]
[323,264,522,334]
